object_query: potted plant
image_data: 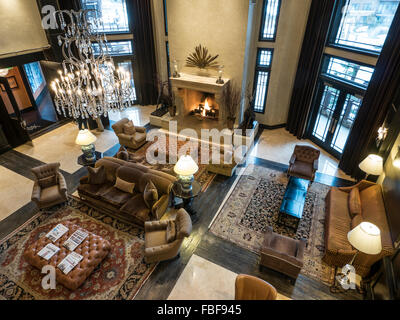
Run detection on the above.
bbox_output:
[222,82,241,130]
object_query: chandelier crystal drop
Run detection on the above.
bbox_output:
[51,9,134,120]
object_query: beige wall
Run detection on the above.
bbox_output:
[166,0,249,85]
[0,0,49,58]
[249,0,311,126]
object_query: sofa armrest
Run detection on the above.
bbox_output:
[58,172,67,193]
[289,154,296,165]
[31,181,41,203]
[118,133,134,141]
[313,159,319,171]
[135,126,146,133]
[296,239,307,259]
[338,180,376,193]
[145,220,169,232]
[145,240,182,257]
[152,194,169,220]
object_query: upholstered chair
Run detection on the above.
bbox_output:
[31,163,68,209]
[288,145,320,182]
[112,118,147,150]
[235,274,277,300]
[144,209,192,263]
[260,226,306,283]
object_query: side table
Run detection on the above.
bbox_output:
[78,151,103,168]
[172,181,201,216]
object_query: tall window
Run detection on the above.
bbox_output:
[329,0,400,53]
[23,62,45,95]
[259,0,281,41]
[92,41,133,56]
[81,0,130,33]
[117,61,137,101]
[253,49,273,113]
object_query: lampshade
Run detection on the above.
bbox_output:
[75,129,97,146]
[174,155,199,176]
[347,222,382,255]
[0,68,9,77]
[359,154,383,176]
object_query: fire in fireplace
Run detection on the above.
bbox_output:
[191,97,219,120]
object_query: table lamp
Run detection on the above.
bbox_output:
[174,155,199,193]
[336,222,382,289]
[76,129,97,162]
[359,154,383,179]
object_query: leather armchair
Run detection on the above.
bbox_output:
[288,145,320,182]
[144,209,192,263]
[31,163,68,209]
[260,226,306,282]
[235,275,277,300]
[112,118,147,150]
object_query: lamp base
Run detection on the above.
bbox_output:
[216,78,225,84]
[178,175,194,193]
[82,144,96,163]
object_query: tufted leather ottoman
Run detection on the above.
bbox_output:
[23,221,111,291]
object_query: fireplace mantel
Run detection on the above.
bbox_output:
[170,73,230,126]
[170,73,230,93]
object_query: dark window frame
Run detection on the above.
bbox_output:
[327,0,399,57]
[259,0,282,42]
[252,48,274,114]
[92,40,134,57]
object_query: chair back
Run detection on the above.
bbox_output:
[112,118,130,135]
[293,145,320,164]
[175,209,192,239]
[235,274,277,300]
[31,163,60,188]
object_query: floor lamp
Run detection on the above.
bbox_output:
[359,154,383,181]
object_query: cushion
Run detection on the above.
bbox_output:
[100,187,133,207]
[78,183,112,199]
[40,185,62,205]
[351,214,363,230]
[134,132,146,143]
[117,151,130,161]
[115,177,135,194]
[38,175,57,188]
[88,166,106,185]
[143,180,159,209]
[348,187,362,217]
[120,194,151,223]
[289,161,313,178]
[145,230,167,248]
[123,121,136,135]
[166,221,176,243]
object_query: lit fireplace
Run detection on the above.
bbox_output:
[191,98,219,120]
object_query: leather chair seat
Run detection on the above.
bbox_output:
[134,132,146,143]
[145,230,167,248]
[269,234,298,256]
[120,194,151,223]
[289,161,313,179]
[40,185,63,205]
[100,187,134,207]
[235,274,277,300]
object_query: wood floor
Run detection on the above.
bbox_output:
[0,124,363,300]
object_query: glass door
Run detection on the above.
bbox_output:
[309,81,363,158]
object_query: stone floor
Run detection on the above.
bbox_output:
[251,128,353,180]
[109,105,156,127]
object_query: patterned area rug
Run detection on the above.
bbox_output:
[210,164,335,286]
[0,199,156,300]
[125,135,217,192]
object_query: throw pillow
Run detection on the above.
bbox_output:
[348,187,362,217]
[143,180,159,209]
[351,214,363,229]
[115,177,135,194]
[38,175,57,188]
[88,166,106,185]
[117,150,130,161]
[123,121,136,135]
[166,220,177,243]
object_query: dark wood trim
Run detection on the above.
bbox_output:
[260,123,286,130]
[0,51,46,69]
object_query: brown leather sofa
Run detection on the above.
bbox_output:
[144,208,192,263]
[112,118,147,150]
[324,180,395,277]
[235,274,277,300]
[288,145,320,182]
[31,163,68,209]
[78,157,176,226]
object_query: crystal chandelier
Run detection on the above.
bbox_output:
[50,10,134,120]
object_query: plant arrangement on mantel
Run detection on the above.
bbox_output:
[186,44,220,76]
[155,77,176,117]
[222,81,241,130]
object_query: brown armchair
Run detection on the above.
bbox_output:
[235,275,277,300]
[31,163,68,209]
[260,226,306,283]
[144,209,192,263]
[112,118,147,150]
[288,145,320,182]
